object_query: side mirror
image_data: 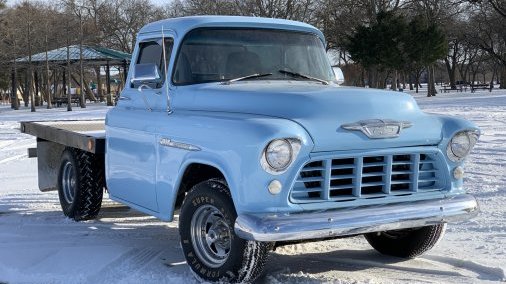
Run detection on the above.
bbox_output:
[332,66,345,85]
[131,63,162,86]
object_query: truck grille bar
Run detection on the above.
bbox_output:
[291,151,446,203]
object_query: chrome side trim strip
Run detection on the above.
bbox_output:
[159,138,201,151]
[234,194,478,242]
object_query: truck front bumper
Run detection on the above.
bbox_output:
[234,194,478,242]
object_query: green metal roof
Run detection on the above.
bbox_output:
[16,45,131,64]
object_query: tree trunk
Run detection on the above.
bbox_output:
[28,22,35,112]
[471,68,478,86]
[427,65,437,97]
[23,71,29,107]
[11,67,19,110]
[45,28,52,109]
[367,67,374,88]
[79,14,86,108]
[392,70,398,90]
[53,70,59,100]
[359,66,365,87]
[409,72,413,90]
[415,72,420,93]
[66,22,72,112]
[402,71,406,90]
[382,71,389,89]
[444,58,456,89]
[39,72,49,103]
[500,64,506,89]
[29,70,35,112]
[34,71,40,106]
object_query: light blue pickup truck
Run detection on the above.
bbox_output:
[23,16,480,283]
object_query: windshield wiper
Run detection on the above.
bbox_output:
[278,69,329,85]
[221,73,273,85]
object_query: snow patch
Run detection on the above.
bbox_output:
[0,93,505,283]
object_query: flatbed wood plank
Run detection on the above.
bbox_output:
[21,120,106,154]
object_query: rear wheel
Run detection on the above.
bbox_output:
[364,224,446,258]
[179,179,271,283]
[57,148,104,221]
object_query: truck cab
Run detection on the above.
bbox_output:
[24,16,480,283]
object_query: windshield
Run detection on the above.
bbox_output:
[172,28,335,85]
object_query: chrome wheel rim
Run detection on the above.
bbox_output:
[62,161,76,204]
[190,204,231,268]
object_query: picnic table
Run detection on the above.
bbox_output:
[470,84,492,93]
[52,96,81,107]
[440,84,468,93]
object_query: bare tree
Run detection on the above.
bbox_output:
[96,0,165,53]
[466,2,506,88]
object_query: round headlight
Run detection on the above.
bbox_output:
[447,131,478,162]
[265,139,293,170]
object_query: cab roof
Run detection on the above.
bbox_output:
[139,15,325,44]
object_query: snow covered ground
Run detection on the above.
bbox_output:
[0,88,505,284]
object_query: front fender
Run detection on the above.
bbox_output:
[156,110,314,219]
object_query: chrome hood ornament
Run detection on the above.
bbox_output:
[341,119,413,139]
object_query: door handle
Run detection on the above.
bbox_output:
[138,84,153,92]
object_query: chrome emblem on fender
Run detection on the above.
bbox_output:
[341,119,413,139]
[159,138,201,151]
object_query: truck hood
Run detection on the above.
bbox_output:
[174,81,443,151]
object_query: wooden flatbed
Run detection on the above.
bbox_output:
[21,120,106,154]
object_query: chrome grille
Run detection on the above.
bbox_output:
[291,151,446,203]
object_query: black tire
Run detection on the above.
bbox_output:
[57,148,104,221]
[364,224,446,258]
[179,179,272,283]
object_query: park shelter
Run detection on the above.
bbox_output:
[14,45,130,107]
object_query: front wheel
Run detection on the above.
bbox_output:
[179,179,271,283]
[364,224,446,258]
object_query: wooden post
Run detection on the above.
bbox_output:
[123,59,128,83]
[106,61,112,106]
[96,66,102,102]
[53,69,58,102]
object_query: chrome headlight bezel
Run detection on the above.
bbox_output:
[261,138,301,175]
[446,130,479,162]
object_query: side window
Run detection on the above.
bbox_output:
[132,38,173,88]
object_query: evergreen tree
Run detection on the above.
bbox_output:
[405,15,447,96]
[347,11,447,95]
[347,11,408,88]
